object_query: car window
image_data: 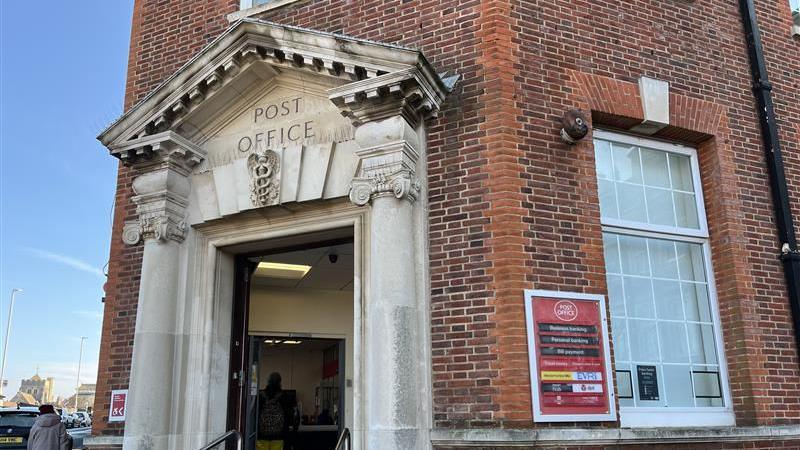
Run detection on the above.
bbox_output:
[0,413,38,427]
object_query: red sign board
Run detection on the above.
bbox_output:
[524,290,616,422]
[109,389,128,422]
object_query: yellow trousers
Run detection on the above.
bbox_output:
[256,440,283,450]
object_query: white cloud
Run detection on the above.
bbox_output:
[22,247,105,279]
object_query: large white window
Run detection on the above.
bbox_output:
[594,130,734,427]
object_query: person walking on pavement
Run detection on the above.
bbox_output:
[27,405,71,450]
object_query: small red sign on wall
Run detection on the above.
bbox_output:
[109,389,128,422]
[524,290,616,422]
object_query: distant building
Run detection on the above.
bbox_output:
[18,373,54,404]
[63,384,95,412]
[9,391,38,407]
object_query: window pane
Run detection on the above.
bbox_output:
[669,153,694,192]
[629,319,658,362]
[664,365,695,407]
[646,187,676,227]
[612,144,642,183]
[617,183,648,223]
[624,276,655,318]
[619,234,649,276]
[659,321,689,363]
[641,148,671,188]
[688,323,718,365]
[612,318,630,361]
[603,232,621,274]
[654,279,683,320]
[674,192,700,229]
[595,140,613,180]
[649,238,679,279]
[676,242,706,282]
[607,275,626,317]
[682,282,712,323]
[598,179,619,219]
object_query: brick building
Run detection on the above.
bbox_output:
[89,0,800,448]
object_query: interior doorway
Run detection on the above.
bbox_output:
[228,229,354,450]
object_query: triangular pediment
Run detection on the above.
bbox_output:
[99,19,451,156]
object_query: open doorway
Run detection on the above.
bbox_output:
[231,231,354,450]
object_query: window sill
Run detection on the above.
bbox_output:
[228,0,304,22]
[430,424,800,447]
[620,407,734,428]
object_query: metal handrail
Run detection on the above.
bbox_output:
[334,427,351,450]
[198,430,242,450]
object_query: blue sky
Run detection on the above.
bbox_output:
[1,1,134,400]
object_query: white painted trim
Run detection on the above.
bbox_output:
[230,0,305,21]
[523,289,617,423]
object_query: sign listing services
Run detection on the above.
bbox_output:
[524,290,616,422]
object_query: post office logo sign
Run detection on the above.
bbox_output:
[554,300,579,322]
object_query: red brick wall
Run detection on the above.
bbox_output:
[94,0,800,437]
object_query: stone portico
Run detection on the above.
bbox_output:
[95,19,455,450]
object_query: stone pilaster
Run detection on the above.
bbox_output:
[112,133,204,450]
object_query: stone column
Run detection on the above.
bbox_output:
[117,142,199,450]
[349,116,423,449]
[331,67,453,450]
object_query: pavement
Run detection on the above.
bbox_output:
[68,427,92,449]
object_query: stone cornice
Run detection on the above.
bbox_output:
[98,19,454,151]
[329,67,453,127]
[109,131,205,170]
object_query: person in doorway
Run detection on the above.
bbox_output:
[257,372,297,450]
[27,405,71,450]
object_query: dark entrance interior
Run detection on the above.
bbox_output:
[227,228,354,450]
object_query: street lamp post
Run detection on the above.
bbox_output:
[74,337,87,412]
[0,288,23,399]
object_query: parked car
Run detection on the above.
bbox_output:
[73,411,91,427]
[0,406,39,449]
[56,408,73,429]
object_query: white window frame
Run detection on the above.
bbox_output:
[594,130,735,428]
[235,0,302,17]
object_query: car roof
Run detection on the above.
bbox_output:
[0,407,39,413]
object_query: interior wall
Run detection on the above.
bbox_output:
[248,286,354,427]
[259,345,324,416]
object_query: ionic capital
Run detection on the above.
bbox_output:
[123,161,192,245]
[349,170,420,206]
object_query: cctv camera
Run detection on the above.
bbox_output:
[328,253,338,264]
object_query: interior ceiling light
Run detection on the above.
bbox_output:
[255,262,312,280]
[282,340,302,345]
